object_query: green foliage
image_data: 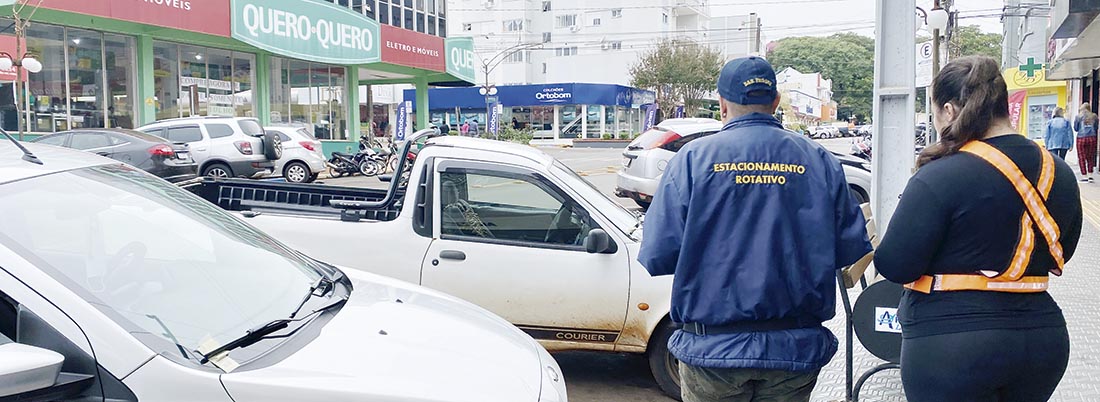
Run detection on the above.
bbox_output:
[618,133,629,140]
[602,133,613,140]
[630,39,725,119]
[496,126,534,144]
[768,33,875,123]
[949,25,1003,61]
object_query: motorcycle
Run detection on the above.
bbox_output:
[850,134,872,161]
[327,145,379,178]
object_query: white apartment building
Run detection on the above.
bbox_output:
[710,14,764,61]
[446,0,716,86]
[776,67,835,124]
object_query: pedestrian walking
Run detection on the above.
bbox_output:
[1045,107,1073,160]
[638,56,872,402]
[470,119,480,137]
[1074,102,1098,182]
[460,121,470,136]
[875,56,1083,402]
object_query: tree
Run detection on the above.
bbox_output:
[767,33,875,123]
[948,25,1002,61]
[630,39,724,119]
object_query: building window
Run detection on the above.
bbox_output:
[542,63,547,74]
[504,51,525,63]
[504,19,525,32]
[404,7,415,30]
[591,18,601,26]
[542,1,551,11]
[555,46,577,56]
[416,11,426,33]
[611,8,622,18]
[662,13,668,24]
[391,4,402,27]
[542,32,551,43]
[428,15,437,35]
[463,23,473,31]
[379,0,390,24]
[269,57,349,141]
[150,41,256,122]
[556,14,577,28]
[604,41,621,50]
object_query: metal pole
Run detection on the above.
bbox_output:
[872,0,916,234]
[14,20,24,141]
[931,0,941,78]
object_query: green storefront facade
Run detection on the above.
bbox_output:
[0,0,475,154]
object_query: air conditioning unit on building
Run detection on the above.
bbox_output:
[569,25,582,32]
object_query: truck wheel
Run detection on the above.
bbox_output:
[203,163,233,178]
[647,321,682,401]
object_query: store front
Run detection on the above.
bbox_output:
[1003,66,1069,140]
[403,83,655,143]
[1,0,474,154]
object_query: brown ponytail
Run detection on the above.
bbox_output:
[917,56,1009,167]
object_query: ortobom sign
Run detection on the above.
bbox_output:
[231,0,381,65]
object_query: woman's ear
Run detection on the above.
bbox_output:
[943,102,959,123]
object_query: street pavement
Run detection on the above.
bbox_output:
[324,137,1100,402]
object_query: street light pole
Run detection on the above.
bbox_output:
[477,41,542,140]
[7,0,46,141]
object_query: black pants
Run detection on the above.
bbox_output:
[901,326,1069,402]
[1050,148,1068,159]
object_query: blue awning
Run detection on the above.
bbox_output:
[403,83,656,110]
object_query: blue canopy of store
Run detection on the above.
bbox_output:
[402,83,656,110]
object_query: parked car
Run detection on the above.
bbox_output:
[833,151,871,204]
[0,139,566,402]
[616,118,723,208]
[31,128,197,183]
[265,126,326,183]
[616,119,872,210]
[138,117,281,179]
[810,126,839,139]
[188,129,686,398]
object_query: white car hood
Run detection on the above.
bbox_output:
[221,270,543,402]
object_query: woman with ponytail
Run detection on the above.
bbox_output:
[875,56,1083,402]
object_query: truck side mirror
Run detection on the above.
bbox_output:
[584,228,617,254]
[0,340,65,398]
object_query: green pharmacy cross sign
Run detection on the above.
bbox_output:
[1020,57,1044,78]
[231,0,381,65]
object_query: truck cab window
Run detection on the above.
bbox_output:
[439,170,592,247]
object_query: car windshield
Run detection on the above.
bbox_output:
[549,160,640,239]
[0,165,323,362]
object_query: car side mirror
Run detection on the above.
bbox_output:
[584,228,617,254]
[0,340,65,398]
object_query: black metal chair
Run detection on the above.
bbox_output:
[837,204,904,402]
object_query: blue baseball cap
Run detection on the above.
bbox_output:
[718,56,778,105]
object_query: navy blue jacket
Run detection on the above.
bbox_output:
[638,113,871,371]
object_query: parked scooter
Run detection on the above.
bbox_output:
[850,134,872,161]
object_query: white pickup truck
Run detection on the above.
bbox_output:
[191,130,684,397]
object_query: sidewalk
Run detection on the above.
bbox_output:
[809,147,1100,402]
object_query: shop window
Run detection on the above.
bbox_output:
[205,48,234,117]
[232,53,255,118]
[25,22,66,133]
[272,57,348,141]
[178,45,207,117]
[66,28,105,130]
[105,34,135,129]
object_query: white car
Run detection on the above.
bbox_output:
[616,118,723,208]
[0,140,566,402]
[617,119,871,208]
[189,131,686,398]
[138,117,281,179]
[266,126,327,183]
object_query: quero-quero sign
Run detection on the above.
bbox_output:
[231,0,381,65]
[445,37,477,84]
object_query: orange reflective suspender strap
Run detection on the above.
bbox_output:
[904,141,1062,294]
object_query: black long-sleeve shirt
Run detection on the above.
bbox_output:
[875,135,1083,338]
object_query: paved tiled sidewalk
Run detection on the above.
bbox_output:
[809,176,1100,402]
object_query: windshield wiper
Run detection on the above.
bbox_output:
[198,279,344,365]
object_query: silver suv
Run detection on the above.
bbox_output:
[138,117,282,178]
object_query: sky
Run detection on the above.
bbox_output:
[710,0,1007,42]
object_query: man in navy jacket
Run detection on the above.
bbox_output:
[638,56,871,402]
